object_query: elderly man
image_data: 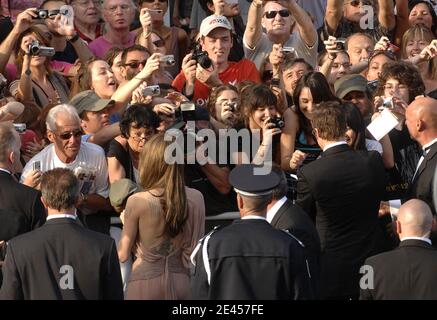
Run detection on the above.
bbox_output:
[360,199,437,300]
[0,168,123,300]
[69,0,104,43]
[243,0,318,70]
[20,104,113,234]
[404,96,437,215]
[89,0,137,58]
[191,164,313,299]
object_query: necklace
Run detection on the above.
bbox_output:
[31,77,61,105]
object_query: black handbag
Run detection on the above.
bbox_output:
[383,165,409,200]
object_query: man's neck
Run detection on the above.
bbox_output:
[47,207,76,216]
[240,209,267,219]
[419,135,437,149]
[54,148,76,164]
[75,20,98,40]
[104,28,131,46]
[266,199,278,212]
[267,32,290,45]
[216,60,229,73]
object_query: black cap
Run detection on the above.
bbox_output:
[229,164,280,197]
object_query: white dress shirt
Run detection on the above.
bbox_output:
[266,196,288,223]
[322,141,348,152]
[412,138,437,181]
[241,215,267,221]
[401,236,432,245]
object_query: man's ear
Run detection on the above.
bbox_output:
[40,196,49,209]
[417,119,425,132]
[46,130,56,144]
[395,220,402,237]
[206,1,214,13]
[261,16,266,30]
[120,66,128,80]
[237,193,244,210]
[80,119,87,131]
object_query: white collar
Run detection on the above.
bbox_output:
[46,213,77,221]
[423,138,437,151]
[323,141,348,152]
[241,215,267,221]
[266,196,288,223]
[0,168,12,175]
[401,236,432,245]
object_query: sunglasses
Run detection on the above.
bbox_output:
[345,0,372,7]
[123,60,147,69]
[152,39,165,47]
[264,9,290,19]
[56,129,82,140]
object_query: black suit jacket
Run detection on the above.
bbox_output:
[270,198,321,298]
[0,218,123,300]
[296,144,388,299]
[0,170,46,231]
[405,142,437,215]
[360,239,437,300]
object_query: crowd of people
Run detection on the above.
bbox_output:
[0,0,437,300]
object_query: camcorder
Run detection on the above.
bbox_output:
[32,6,72,19]
[269,116,285,129]
[28,40,56,57]
[160,55,176,67]
[192,44,212,69]
[142,85,161,97]
[335,38,346,51]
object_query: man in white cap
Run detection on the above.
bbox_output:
[172,15,260,107]
[190,164,313,299]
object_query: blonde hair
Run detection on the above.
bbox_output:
[139,133,188,238]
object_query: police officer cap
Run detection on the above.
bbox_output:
[229,164,280,197]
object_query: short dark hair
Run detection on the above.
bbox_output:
[311,101,347,141]
[104,47,123,67]
[120,104,161,139]
[121,45,151,66]
[40,168,79,211]
[198,0,213,14]
[342,103,366,151]
[282,57,314,73]
[241,84,277,127]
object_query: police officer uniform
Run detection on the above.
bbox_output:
[190,165,313,300]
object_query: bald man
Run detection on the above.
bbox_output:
[404,97,437,215]
[360,199,437,300]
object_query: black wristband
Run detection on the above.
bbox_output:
[67,33,80,43]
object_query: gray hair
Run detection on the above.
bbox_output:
[40,168,80,211]
[46,104,81,132]
[0,122,19,163]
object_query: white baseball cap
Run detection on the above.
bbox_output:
[199,15,232,37]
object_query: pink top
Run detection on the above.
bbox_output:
[88,32,137,58]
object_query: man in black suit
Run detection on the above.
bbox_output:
[404,97,437,215]
[267,165,321,298]
[296,101,387,299]
[360,199,437,300]
[0,122,46,233]
[0,168,123,300]
[191,164,313,300]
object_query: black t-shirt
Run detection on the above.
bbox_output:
[53,41,78,64]
[107,139,136,183]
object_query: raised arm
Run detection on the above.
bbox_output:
[325,0,344,35]
[287,0,317,47]
[393,0,410,47]
[378,0,396,31]
[243,0,264,50]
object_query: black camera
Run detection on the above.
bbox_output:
[192,44,212,69]
[367,80,378,92]
[28,40,55,57]
[335,39,346,51]
[33,9,49,19]
[269,116,285,129]
[227,102,237,112]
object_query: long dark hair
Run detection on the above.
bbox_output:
[343,103,366,151]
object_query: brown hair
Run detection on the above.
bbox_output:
[206,84,239,119]
[139,133,188,238]
[0,122,18,163]
[311,101,347,141]
[70,57,102,98]
[40,168,79,212]
[241,84,278,128]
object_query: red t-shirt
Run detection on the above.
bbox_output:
[172,59,260,107]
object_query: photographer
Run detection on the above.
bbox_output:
[172,15,260,107]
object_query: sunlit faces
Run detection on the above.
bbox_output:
[127,125,156,153]
[409,3,434,30]
[343,0,371,23]
[200,28,232,66]
[250,105,278,129]
[140,0,168,22]
[366,53,392,81]
[103,0,135,30]
[282,62,310,95]
[262,1,292,36]
[383,78,410,102]
[347,34,374,65]
[21,34,47,67]
[80,107,111,134]
[298,87,317,120]
[90,60,117,99]
[122,50,150,80]
[71,0,102,26]
[405,37,429,59]
[47,113,82,163]
[214,89,239,122]
[329,52,351,85]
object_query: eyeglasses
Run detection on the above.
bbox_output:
[55,129,82,140]
[141,0,167,3]
[264,9,290,19]
[345,0,372,7]
[73,0,101,6]
[123,60,147,69]
[105,4,132,13]
[152,39,165,47]
[130,131,155,142]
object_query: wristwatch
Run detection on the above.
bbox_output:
[67,33,80,43]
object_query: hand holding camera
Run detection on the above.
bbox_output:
[221,101,238,125]
[137,53,161,81]
[324,36,342,60]
[419,39,437,62]
[196,63,222,88]
[182,53,197,86]
[269,44,286,69]
[262,116,283,147]
[15,8,37,34]
[140,8,152,34]
[28,40,56,57]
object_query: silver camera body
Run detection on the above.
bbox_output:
[142,85,161,97]
[335,39,346,51]
[281,47,296,56]
[160,55,176,67]
[13,123,26,133]
[28,40,56,57]
[383,97,394,109]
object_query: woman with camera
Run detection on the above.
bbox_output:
[118,133,205,300]
[9,26,70,109]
